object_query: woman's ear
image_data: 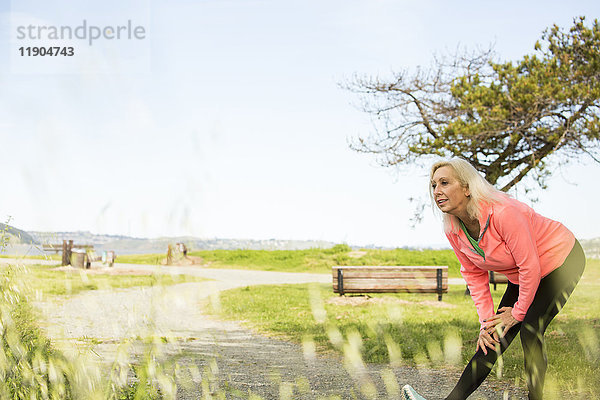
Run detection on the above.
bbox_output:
[464,186,471,197]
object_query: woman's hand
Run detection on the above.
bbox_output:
[484,307,520,338]
[477,327,499,355]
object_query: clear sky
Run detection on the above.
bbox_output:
[0,0,598,248]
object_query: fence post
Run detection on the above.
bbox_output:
[61,240,70,266]
[67,240,73,266]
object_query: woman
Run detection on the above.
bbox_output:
[402,158,586,400]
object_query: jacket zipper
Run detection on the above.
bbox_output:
[460,214,491,261]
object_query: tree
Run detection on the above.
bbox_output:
[345,17,600,192]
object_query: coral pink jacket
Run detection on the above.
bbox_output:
[445,196,575,323]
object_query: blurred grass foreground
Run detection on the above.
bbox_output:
[0,263,193,399]
[0,244,598,399]
[214,257,600,399]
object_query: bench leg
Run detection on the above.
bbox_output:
[337,269,344,296]
[436,268,443,301]
[490,271,497,291]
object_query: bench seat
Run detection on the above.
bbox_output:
[489,271,509,290]
[332,265,449,301]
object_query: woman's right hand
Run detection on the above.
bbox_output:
[476,328,499,355]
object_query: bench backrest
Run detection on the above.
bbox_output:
[332,266,448,295]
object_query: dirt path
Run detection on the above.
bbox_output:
[28,262,524,399]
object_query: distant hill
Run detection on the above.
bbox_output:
[1,227,595,257]
[25,231,339,255]
[0,223,38,245]
[580,238,600,259]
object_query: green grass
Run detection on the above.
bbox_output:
[214,259,600,398]
[8,264,206,297]
[115,253,166,265]
[121,244,463,277]
[0,253,61,261]
[0,277,65,398]
[0,264,179,398]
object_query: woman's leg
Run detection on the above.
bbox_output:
[445,240,585,400]
[445,282,521,400]
[519,240,586,400]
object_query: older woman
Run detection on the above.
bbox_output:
[402,158,586,400]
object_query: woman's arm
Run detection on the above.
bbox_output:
[447,235,495,325]
[494,205,542,321]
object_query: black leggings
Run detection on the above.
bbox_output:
[445,240,586,400]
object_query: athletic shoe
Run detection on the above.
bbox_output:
[402,384,427,400]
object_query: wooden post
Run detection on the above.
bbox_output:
[107,251,115,267]
[61,240,68,266]
[166,244,173,265]
[66,240,73,266]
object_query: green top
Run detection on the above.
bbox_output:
[459,220,485,260]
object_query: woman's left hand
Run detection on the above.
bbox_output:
[484,307,519,337]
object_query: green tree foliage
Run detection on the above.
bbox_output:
[346,17,600,191]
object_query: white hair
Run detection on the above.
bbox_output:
[429,158,507,233]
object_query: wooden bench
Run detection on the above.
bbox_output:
[463,272,510,296]
[332,266,449,301]
[42,244,63,253]
[85,249,102,268]
[42,242,95,267]
[42,243,93,252]
[489,271,509,290]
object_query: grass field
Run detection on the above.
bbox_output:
[3,263,206,297]
[0,263,188,398]
[214,258,600,399]
[119,244,464,277]
[0,253,61,260]
[116,253,165,265]
[2,246,596,397]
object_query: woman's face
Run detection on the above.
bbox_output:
[431,166,471,218]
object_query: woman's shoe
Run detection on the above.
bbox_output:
[402,384,427,400]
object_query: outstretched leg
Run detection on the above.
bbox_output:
[445,282,520,400]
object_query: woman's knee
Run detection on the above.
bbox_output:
[519,323,543,349]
